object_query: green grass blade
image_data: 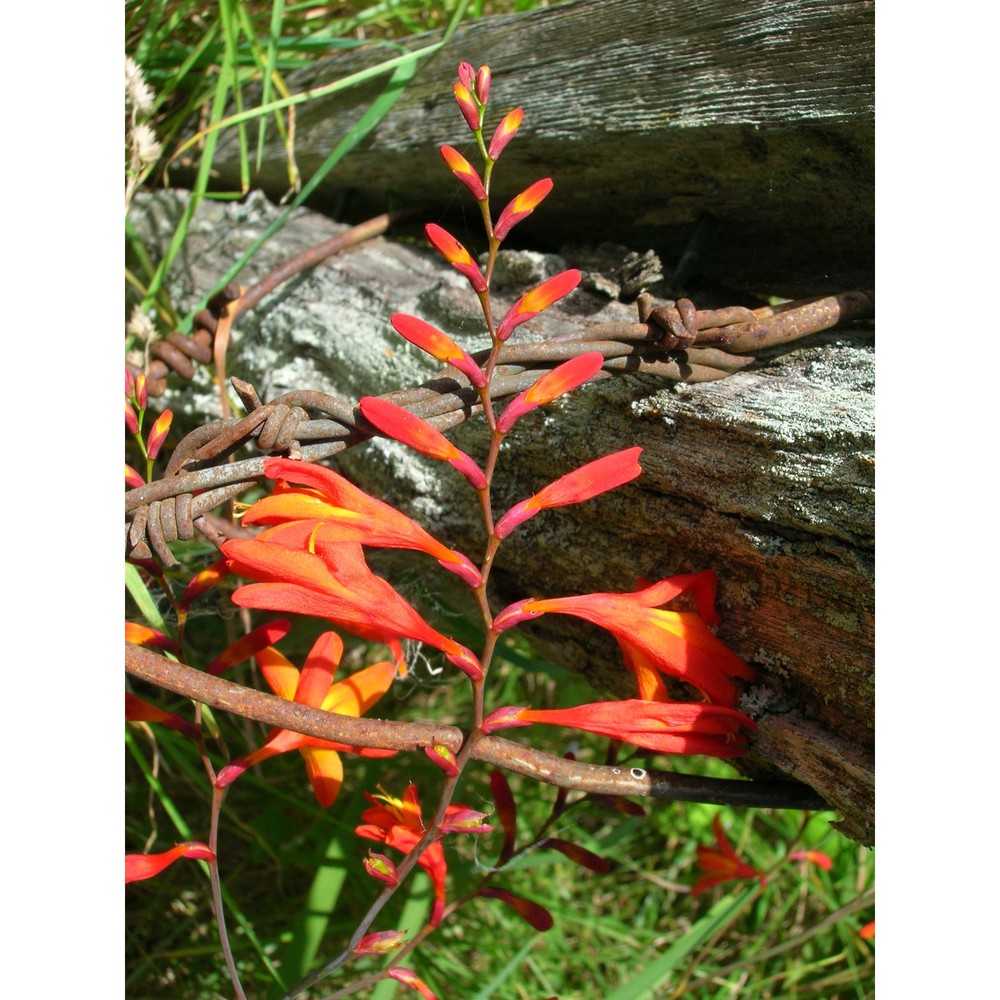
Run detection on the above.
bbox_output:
[125,562,168,631]
[469,935,540,999]
[257,0,287,169]
[142,15,236,309]
[179,52,420,327]
[219,0,250,194]
[604,885,760,1000]
[268,831,350,995]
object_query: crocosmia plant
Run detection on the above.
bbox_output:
[124,60,865,999]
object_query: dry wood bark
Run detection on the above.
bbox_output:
[186,0,874,297]
[130,188,874,843]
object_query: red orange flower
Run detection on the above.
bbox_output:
[488,107,523,160]
[496,352,604,434]
[492,570,755,707]
[388,968,439,999]
[355,930,407,955]
[453,82,480,132]
[126,842,215,883]
[359,396,487,490]
[125,621,181,656]
[125,693,200,740]
[222,532,482,679]
[494,447,643,539]
[145,408,173,461]
[242,457,481,586]
[692,814,767,896]
[390,312,486,388]
[788,849,833,870]
[512,699,755,758]
[439,145,487,202]
[424,223,486,292]
[215,631,396,807]
[355,785,446,925]
[206,617,291,675]
[495,269,581,341]
[178,558,230,618]
[493,178,553,240]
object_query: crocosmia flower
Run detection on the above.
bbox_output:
[215,631,396,807]
[425,223,487,292]
[125,693,200,740]
[355,930,407,955]
[692,814,767,896]
[222,533,482,679]
[495,269,581,341]
[240,457,481,586]
[126,842,215,884]
[514,698,756,758]
[356,784,461,926]
[440,145,487,203]
[388,968,440,999]
[359,396,487,491]
[453,81,480,132]
[496,352,604,434]
[488,107,523,160]
[494,447,642,539]
[493,178,553,240]
[391,311,486,388]
[145,408,173,461]
[493,570,755,707]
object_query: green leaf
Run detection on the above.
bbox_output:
[603,885,759,999]
[125,562,167,631]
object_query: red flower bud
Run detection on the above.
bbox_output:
[493,178,553,241]
[475,65,491,105]
[145,408,173,460]
[453,82,480,132]
[488,108,523,160]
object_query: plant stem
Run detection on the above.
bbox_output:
[208,785,247,1000]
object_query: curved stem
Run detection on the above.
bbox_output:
[208,785,247,1000]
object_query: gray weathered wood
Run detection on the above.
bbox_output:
[130,189,874,843]
[188,0,873,297]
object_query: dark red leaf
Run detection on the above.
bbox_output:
[489,770,518,863]
[480,886,554,931]
[542,837,611,873]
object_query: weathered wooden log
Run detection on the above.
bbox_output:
[129,189,874,843]
[185,0,874,298]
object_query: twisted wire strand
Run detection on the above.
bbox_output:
[124,284,873,566]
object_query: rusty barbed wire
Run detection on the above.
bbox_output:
[128,213,402,397]
[126,641,829,812]
[125,286,873,565]
[125,213,873,565]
